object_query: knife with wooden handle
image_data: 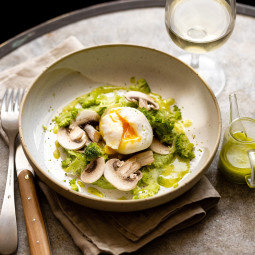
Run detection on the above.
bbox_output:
[15,144,51,255]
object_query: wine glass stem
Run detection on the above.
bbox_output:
[191,54,199,69]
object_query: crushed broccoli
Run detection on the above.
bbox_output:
[93,176,115,189]
[53,108,78,127]
[78,86,125,107]
[78,91,99,109]
[175,134,195,160]
[132,168,160,199]
[79,88,136,115]
[84,142,105,161]
[173,105,182,120]
[128,78,151,94]
[130,76,136,83]
[52,81,195,199]
[62,150,87,175]
[152,153,174,169]
[139,108,175,144]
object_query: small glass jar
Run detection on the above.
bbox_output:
[218,117,255,184]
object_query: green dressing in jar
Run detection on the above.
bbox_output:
[218,131,255,183]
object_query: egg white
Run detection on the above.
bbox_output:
[100,107,153,154]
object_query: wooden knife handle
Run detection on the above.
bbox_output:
[18,170,51,255]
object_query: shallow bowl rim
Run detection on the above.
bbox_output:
[19,44,222,207]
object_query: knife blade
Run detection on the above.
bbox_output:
[16,144,34,176]
[15,143,51,255]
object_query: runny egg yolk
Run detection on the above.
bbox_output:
[100,107,153,154]
[117,112,140,143]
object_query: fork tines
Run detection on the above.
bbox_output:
[2,88,26,112]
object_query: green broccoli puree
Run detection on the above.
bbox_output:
[128,78,151,93]
[93,176,115,189]
[175,134,195,159]
[84,143,104,161]
[52,78,195,199]
[54,107,78,127]
[62,150,87,176]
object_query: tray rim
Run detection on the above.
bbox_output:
[0,0,254,58]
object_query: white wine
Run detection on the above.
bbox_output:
[165,0,235,53]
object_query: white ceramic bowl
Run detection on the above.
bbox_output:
[19,45,221,212]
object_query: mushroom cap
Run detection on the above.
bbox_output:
[104,159,142,191]
[149,138,169,155]
[125,91,159,110]
[71,109,100,127]
[81,157,105,184]
[57,127,87,150]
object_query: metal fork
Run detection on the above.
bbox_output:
[0,88,25,255]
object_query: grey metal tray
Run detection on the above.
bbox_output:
[0,0,254,58]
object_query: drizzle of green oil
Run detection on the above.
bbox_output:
[42,125,47,132]
[232,131,253,142]
[53,140,61,159]
[117,196,127,200]
[130,77,136,83]
[70,184,79,191]
[77,181,85,188]
[157,157,190,188]
[53,149,60,159]
[53,124,59,134]
[87,187,104,198]
[62,98,80,112]
[161,165,174,176]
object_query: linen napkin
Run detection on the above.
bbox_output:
[0,36,84,144]
[0,37,220,255]
[38,176,220,255]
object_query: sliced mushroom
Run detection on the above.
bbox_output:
[84,124,101,143]
[125,91,159,110]
[85,138,92,147]
[149,138,169,155]
[127,150,154,166]
[81,157,105,184]
[138,98,148,109]
[118,160,141,179]
[70,109,100,128]
[69,126,86,141]
[57,127,87,150]
[75,132,92,153]
[104,159,142,191]
[104,150,155,191]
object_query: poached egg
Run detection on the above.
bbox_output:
[99,107,153,154]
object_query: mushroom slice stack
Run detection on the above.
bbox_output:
[84,124,101,143]
[125,91,159,110]
[57,109,101,150]
[70,109,101,143]
[126,150,154,166]
[104,150,154,191]
[81,157,105,183]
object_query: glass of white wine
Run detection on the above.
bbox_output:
[165,0,236,96]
